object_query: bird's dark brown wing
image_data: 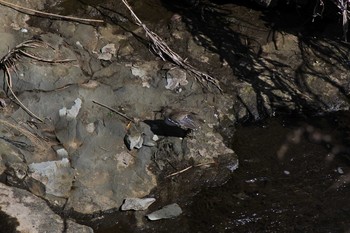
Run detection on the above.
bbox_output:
[169,112,199,130]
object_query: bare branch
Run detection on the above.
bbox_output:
[0,0,104,24]
[121,0,222,92]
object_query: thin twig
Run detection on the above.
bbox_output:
[92,100,135,123]
[19,50,76,63]
[4,66,43,122]
[0,40,76,122]
[165,162,215,178]
[0,0,104,24]
[121,0,222,92]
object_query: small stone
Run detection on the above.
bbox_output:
[337,167,344,174]
[124,123,146,150]
[152,135,159,141]
[86,122,95,133]
[284,170,290,175]
[146,203,182,221]
[98,43,117,60]
[56,148,69,159]
[165,68,188,90]
[76,41,83,48]
[124,133,143,150]
[121,198,156,211]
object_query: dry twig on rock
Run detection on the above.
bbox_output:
[0,0,104,24]
[92,100,135,123]
[121,0,222,92]
[165,162,215,178]
[0,40,76,122]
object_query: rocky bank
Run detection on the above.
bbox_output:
[0,0,349,232]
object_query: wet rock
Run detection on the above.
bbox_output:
[0,183,93,233]
[236,82,260,120]
[261,34,301,69]
[28,158,74,198]
[121,197,156,211]
[146,203,182,220]
[186,130,238,165]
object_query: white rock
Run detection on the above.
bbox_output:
[337,167,344,174]
[98,44,117,60]
[58,98,82,119]
[101,43,116,55]
[165,68,188,90]
[56,148,69,158]
[121,198,156,211]
[86,122,95,133]
[67,98,82,119]
[147,203,182,220]
[28,158,74,197]
[152,135,159,141]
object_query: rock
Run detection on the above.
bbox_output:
[130,61,160,88]
[124,122,157,150]
[10,34,86,93]
[98,43,116,61]
[236,82,260,120]
[0,32,19,57]
[56,98,83,150]
[124,123,144,150]
[64,118,157,214]
[28,158,74,198]
[253,0,278,7]
[121,197,156,211]
[55,147,69,159]
[146,203,182,220]
[165,67,188,91]
[0,183,93,233]
[59,98,82,119]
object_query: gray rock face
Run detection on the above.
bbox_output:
[0,183,92,233]
[28,158,74,198]
[1,1,349,232]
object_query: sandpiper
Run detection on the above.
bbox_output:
[161,107,201,131]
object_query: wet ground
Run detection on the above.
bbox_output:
[94,111,350,233]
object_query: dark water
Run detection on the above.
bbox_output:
[186,112,350,233]
[96,111,350,233]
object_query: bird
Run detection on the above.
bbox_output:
[160,107,201,131]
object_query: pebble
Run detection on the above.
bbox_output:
[146,203,182,221]
[121,198,156,211]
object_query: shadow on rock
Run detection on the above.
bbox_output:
[143,120,188,138]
